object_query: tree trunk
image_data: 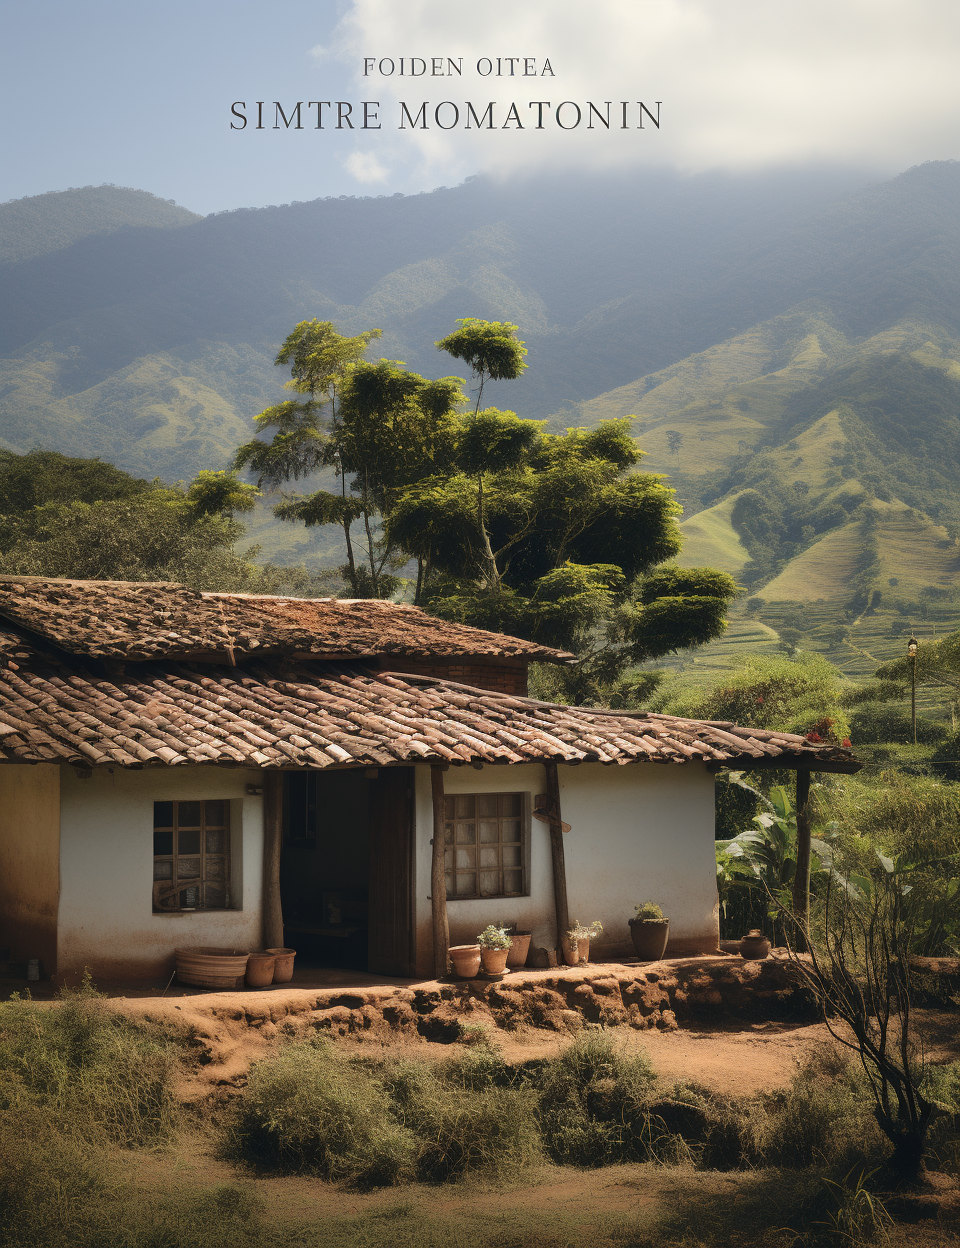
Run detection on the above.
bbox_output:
[545,762,570,955]
[476,474,500,591]
[430,765,450,978]
[262,771,284,949]
[792,769,812,946]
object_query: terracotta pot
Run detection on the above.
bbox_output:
[480,946,510,975]
[264,943,294,983]
[628,918,670,961]
[245,953,276,988]
[739,929,771,961]
[561,939,580,967]
[265,947,296,983]
[506,932,532,968]
[449,944,482,978]
[175,947,249,989]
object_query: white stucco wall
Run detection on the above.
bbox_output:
[57,765,264,981]
[558,761,719,958]
[412,759,718,973]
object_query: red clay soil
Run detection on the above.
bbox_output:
[85,954,960,1100]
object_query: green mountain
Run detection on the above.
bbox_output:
[0,185,200,265]
[1,162,958,620]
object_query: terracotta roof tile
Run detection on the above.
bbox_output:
[0,578,573,663]
[0,631,860,773]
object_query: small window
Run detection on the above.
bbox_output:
[153,800,230,911]
[443,793,528,899]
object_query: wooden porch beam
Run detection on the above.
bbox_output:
[544,761,570,955]
[791,769,813,942]
[430,765,450,978]
[262,771,284,949]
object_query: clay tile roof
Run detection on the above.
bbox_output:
[0,639,861,773]
[0,577,574,664]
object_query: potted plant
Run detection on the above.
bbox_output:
[563,920,603,966]
[448,943,482,978]
[629,902,669,961]
[477,924,513,975]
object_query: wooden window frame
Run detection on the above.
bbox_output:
[443,792,530,900]
[152,799,231,912]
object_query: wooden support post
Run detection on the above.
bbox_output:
[791,769,812,945]
[262,771,284,949]
[430,765,450,979]
[545,761,570,954]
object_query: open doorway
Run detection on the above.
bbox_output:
[279,767,414,977]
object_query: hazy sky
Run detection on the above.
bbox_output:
[2,0,957,215]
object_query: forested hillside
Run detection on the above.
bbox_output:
[1,161,957,643]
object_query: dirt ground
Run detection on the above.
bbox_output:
[8,960,959,1244]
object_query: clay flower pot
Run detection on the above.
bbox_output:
[561,939,580,967]
[739,930,771,961]
[506,932,532,968]
[480,946,510,975]
[265,947,296,983]
[245,952,276,988]
[629,918,670,961]
[174,947,249,990]
[449,944,482,978]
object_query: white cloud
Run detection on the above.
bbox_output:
[345,150,390,183]
[325,0,960,185]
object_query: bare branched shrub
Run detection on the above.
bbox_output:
[780,866,936,1182]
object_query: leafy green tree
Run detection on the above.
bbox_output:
[234,320,382,593]
[236,321,465,597]
[0,456,327,595]
[435,318,527,413]
[389,415,738,702]
[660,651,851,740]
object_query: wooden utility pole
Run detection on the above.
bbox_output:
[262,771,284,949]
[430,765,450,978]
[791,769,812,944]
[544,761,570,954]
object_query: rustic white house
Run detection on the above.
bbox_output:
[0,577,859,983]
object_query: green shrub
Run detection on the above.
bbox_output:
[0,978,180,1147]
[758,1048,885,1172]
[847,702,948,745]
[535,1032,657,1166]
[229,1039,416,1187]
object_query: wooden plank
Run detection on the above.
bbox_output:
[545,761,570,954]
[368,767,415,977]
[791,769,813,944]
[430,765,450,978]
[261,771,284,948]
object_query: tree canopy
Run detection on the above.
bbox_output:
[234,317,740,703]
[0,451,328,595]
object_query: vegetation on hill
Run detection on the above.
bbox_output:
[0,450,332,595]
[0,185,200,265]
[237,319,738,703]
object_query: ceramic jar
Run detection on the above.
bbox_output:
[265,947,297,983]
[245,952,277,988]
[739,929,771,960]
[449,944,482,978]
[480,946,510,975]
[628,918,670,961]
[506,932,532,968]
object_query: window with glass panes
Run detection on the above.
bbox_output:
[152,800,230,911]
[443,793,526,899]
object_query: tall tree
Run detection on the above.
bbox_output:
[234,319,381,594]
[436,319,527,413]
[387,416,739,703]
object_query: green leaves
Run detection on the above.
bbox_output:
[436,318,527,390]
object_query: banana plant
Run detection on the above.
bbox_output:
[716,775,838,929]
